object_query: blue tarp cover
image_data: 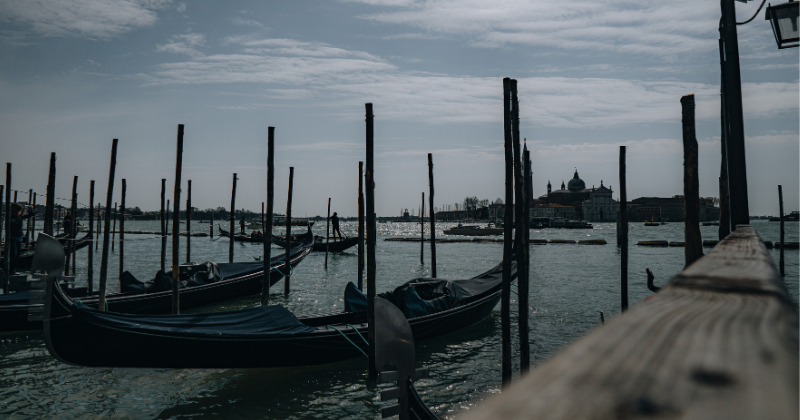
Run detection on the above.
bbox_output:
[72,300,318,338]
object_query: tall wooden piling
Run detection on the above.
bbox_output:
[682,94,703,267]
[0,186,4,246]
[25,189,32,244]
[325,197,331,268]
[186,180,191,263]
[501,77,514,387]
[261,126,275,306]
[229,173,237,263]
[210,212,214,238]
[284,167,294,294]
[778,185,784,277]
[619,146,628,312]
[510,80,527,373]
[160,179,166,273]
[171,124,184,315]
[65,176,78,275]
[95,202,101,251]
[365,103,377,378]
[420,192,425,265]
[720,0,750,228]
[119,179,126,282]
[111,202,117,252]
[718,39,731,240]
[261,202,265,232]
[358,161,365,291]
[520,145,531,373]
[98,139,118,311]
[87,180,95,293]
[166,200,170,244]
[428,153,437,278]
[31,193,37,242]
[3,163,11,293]
[44,153,56,236]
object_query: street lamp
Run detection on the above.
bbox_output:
[765,1,799,48]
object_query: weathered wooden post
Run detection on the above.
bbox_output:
[0,186,4,247]
[501,77,514,386]
[98,139,118,311]
[3,163,11,293]
[778,185,785,277]
[261,202,265,232]
[358,161,365,291]
[209,211,214,238]
[171,124,184,314]
[682,94,703,267]
[720,0,750,228]
[428,153,437,278]
[95,202,101,251]
[13,190,17,203]
[718,39,731,240]
[25,189,32,244]
[520,145,531,373]
[65,175,78,275]
[119,179,126,282]
[31,193,37,242]
[420,192,425,265]
[44,152,56,236]
[510,80,528,373]
[619,146,628,312]
[166,200,170,243]
[365,103,377,378]
[325,197,331,268]
[111,202,117,252]
[186,179,191,263]
[284,167,294,294]
[160,179,166,273]
[229,173,237,263]
[87,180,95,293]
[261,126,275,306]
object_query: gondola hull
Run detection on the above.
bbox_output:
[1,232,92,270]
[271,231,358,252]
[0,236,313,333]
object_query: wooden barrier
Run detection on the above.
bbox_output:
[460,225,798,420]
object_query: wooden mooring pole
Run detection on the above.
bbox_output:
[3,163,11,292]
[171,124,184,314]
[65,175,78,275]
[357,161,365,291]
[119,179,126,282]
[682,94,703,267]
[718,39,731,240]
[87,180,94,293]
[365,103,377,379]
[44,153,56,236]
[619,146,628,312]
[284,167,294,295]
[778,185,784,277]
[501,77,513,387]
[98,139,118,311]
[186,180,191,263]
[95,202,100,251]
[111,202,117,252]
[229,173,237,263]
[261,126,275,306]
[428,153,436,278]
[511,80,527,373]
[160,179,166,273]
[25,189,32,245]
[520,144,531,373]
[420,192,425,265]
[325,197,331,268]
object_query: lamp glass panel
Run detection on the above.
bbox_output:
[775,6,799,41]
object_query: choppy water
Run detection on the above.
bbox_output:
[1,220,797,419]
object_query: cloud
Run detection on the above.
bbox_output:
[229,17,263,27]
[348,0,724,58]
[0,0,172,39]
[156,33,205,56]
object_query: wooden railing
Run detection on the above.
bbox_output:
[461,225,798,420]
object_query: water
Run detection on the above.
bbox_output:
[1,220,797,419]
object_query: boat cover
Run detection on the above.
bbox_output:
[0,290,31,305]
[344,261,511,318]
[71,300,318,338]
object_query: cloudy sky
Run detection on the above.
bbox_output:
[0,0,797,217]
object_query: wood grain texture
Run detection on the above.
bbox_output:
[460,225,798,420]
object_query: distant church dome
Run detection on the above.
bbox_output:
[567,169,585,192]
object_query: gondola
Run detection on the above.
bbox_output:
[271,230,359,252]
[38,235,516,368]
[0,232,313,333]
[218,227,268,243]
[1,232,92,270]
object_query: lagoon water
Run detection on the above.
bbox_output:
[1,220,797,419]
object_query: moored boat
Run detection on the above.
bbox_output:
[443,224,504,236]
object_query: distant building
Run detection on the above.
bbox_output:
[627,197,720,222]
[533,203,576,220]
[536,169,618,222]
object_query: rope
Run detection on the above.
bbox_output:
[326,325,368,357]
[272,263,293,277]
[346,324,369,347]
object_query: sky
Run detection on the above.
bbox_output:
[0,0,797,218]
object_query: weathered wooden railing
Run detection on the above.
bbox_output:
[462,225,798,420]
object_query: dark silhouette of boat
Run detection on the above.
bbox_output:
[271,230,358,252]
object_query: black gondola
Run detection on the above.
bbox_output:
[38,248,516,368]
[0,232,313,333]
[271,230,359,252]
[218,227,268,243]
[1,232,92,270]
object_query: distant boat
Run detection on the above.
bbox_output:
[769,211,799,222]
[702,221,719,226]
[644,216,660,227]
[531,218,592,229]
[443,224,504,236]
